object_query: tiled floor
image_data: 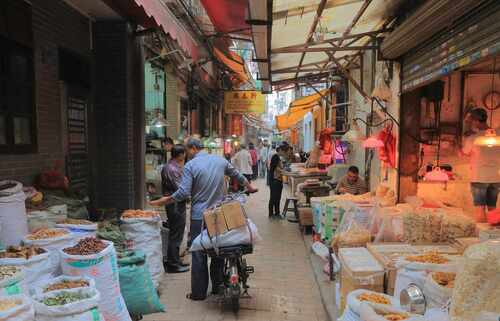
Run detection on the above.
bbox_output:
[144,179,328,321]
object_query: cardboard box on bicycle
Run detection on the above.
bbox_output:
[204,201,246,237]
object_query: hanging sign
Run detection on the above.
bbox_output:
[224,91,265,114]
[231,115,243,136]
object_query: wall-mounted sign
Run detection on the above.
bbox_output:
[231,115,243,136]
[224,91,265,114]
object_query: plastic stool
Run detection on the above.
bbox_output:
[282,196,299,222]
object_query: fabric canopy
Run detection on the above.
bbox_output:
[200,0,250,35]
[275,89,329,130]
[289,88,331,110]
[214,47,250,85]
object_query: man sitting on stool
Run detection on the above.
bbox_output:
[335,166,368,195]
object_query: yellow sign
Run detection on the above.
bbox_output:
[224,91,265,114]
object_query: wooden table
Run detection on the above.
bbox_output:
[300,184,331,205]
[282,170,331,196]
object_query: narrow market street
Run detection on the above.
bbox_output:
[144,178,329,321]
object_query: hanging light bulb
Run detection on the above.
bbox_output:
[424,167,449,182]
[362,136,384,148]
[473,128,500,147]
[342,120,365,142]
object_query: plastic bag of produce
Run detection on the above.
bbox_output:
[331,211,372,253]
[0,246,53,288]
[56,219,97,241]
[423,272,454,309]
[118,250,165,315]
[439,212,476,243]
[33,275,95,297]
[23,228,75,276]
[371,207,405,243]
[120,214,163,288]
[450,240,500,321]
[60,239,131,321]
[0,294,34,321]
[0,266,27,296]
[347,289,397,316]
[402,208,443,244]
[359,302,426,321]
[33,288,103,321]
[190,219,261,252]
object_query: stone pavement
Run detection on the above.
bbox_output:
[144,178,328,321]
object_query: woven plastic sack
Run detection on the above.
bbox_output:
[33,275,95,297]
[347,289,397,316]
[121,215,163,288]
[33,288,104,321]
[0,294,34,321]
[23,229,75,277]
[359,303,425,321]
[118,250,165,315]
[0,266,28,296]
[0,251,53,289]
[60,240,131,321]
[423,272,453,309]
[55,223,97,242]
[339,305,361,321]
[0,181,28,247]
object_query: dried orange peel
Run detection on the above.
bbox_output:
[357,292,391,305]
[405,251,449,264]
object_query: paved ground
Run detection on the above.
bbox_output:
[144,178,328,321]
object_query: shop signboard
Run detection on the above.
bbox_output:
[224,90,265,114]
[231,115,243,136]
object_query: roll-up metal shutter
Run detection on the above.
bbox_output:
[401,0,500,93]
[381,0,489,60]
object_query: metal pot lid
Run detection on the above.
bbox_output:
[400,283,426,315]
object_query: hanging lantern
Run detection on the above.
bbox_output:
[362,136,384,148]
[150,109,169,128]
[473,129,500,147]
[424,167,449,182]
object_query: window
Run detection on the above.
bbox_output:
[0,0,35,154]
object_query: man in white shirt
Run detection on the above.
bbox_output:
[232,144,254,182]
[461,108,500,222]
[258,141,269,178]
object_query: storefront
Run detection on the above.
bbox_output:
[386,0,500,214]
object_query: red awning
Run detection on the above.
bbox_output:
[103,0,200,60]
[200,0,250,35]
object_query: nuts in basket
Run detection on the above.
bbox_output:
[432,272,456,288]
[26,228,68,240]
[357,292,391,305]
[405,251,449,264]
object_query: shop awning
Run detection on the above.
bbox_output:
[275,88,329,130]
[103,0,200,60]
[214,47,250,85]
[200,0,250,35]
[289,88,330,110]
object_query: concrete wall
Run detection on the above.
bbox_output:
[347,50,401,196]
[0,0,91,184]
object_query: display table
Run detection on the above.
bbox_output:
[300,184,331,205]
[282,170,331,196]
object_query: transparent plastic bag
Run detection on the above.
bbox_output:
[371,206,405,243]
[331,205,374,251]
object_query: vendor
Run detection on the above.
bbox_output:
[461,108,500,223]
[335,166,368,195]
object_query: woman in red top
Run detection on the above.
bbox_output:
[249,142,259,180]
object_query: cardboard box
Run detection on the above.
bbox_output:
[204,207,228,237]
[298,207,313,226]
[221,202,247,230]
[339,248,385,312]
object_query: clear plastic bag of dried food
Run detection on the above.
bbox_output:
[331,206,373,252]
[371,206,406,243]
[450,240,500,321]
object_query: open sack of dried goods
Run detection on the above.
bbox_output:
[118,250,165,315]
[359,302,426,321]
[0,294,34,321]
[190,219,261,252]
[345,289,398,317]
[394,252,458,300]
[0,246,53,288]
[56,219,97,241]
[120,210,163,288]
[449,240,500,321]
[423,272,455,309]
[23,228,74,276]
[33,275,95,297]
[0,266,27,296]
[371,207,405,243]
[60,238,131,321]
[0,181,29,247]
[33,288,103,321]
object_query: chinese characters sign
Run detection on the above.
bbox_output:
[231,115,243,136]
[224,91,265,114]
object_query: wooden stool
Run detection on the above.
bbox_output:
[282,196,299,222]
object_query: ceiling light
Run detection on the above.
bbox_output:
[473,129,500,147]
[362,136,384,148]
[150,110,169,128]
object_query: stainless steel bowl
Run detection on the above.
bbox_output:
[400,283,426,315]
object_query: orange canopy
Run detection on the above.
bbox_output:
[214,47,249,85]
[275,89,330,130]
